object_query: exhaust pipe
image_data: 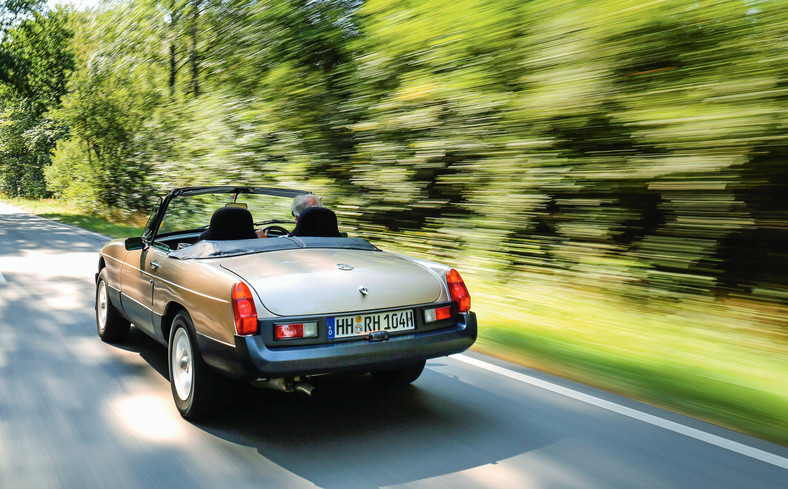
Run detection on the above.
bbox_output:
[294,382,315,396]
[252,377,315,396]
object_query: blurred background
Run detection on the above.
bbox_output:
[1,0,786,444]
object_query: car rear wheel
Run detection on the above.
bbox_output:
[371,360,426,387]
[96,268,130,343]
[168,310,225,420]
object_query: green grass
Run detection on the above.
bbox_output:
[1,197,144,238]
[468,275,788,446]
[3,195,786,446]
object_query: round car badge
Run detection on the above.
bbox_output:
[336,263,354,271]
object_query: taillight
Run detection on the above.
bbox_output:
[447,269,471,313]
[424,305,452,323]
[232,282,258,335]
[274,322,318,340]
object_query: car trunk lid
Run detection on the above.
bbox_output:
[219,249,442,316]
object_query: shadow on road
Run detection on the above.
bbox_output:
[0,212,106,254]
[112,325,553,489]
[110,327,170,379]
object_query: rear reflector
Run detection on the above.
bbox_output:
[275,322,318,340]
[424,306,452,323]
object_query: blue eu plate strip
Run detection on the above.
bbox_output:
[326,317,335,339]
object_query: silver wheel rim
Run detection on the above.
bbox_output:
[172,327,193,402]
[97,280,107,333]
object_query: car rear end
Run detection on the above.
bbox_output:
[218,245,477,380]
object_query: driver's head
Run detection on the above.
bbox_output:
[292,194,322,221]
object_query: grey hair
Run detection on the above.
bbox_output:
[291,194,322,217]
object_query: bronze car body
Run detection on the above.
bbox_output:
[95,186,477,419]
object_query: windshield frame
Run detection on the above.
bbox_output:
[146,186,311,244]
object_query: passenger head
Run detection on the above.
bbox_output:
[291,194,321,221]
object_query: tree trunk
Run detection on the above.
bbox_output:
[189,0,200,97]
[169,42,177,96]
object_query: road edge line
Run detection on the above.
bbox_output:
[453,353,788,470]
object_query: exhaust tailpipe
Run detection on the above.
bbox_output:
[252,377,315,397]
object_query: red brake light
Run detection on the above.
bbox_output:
[424,305,452,323]
[435,306,452,320]
[275,323,304,339]
[274,322,318,340]
[447,269,471,313]
[232,282,258,335]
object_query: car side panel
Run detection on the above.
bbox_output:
[119,247,159,337]
[100,240,125,282]
[150,257,239,346]
[100,240,128,312]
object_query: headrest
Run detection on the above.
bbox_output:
[199,207,257,241]
[288,206,341,238]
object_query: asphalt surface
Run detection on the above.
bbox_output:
[0,202,786,489]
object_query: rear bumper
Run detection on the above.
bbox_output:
[199,312,477,379]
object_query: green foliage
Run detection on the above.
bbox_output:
[0,100,66,197]
[48,3,164,210]
[1,7,73,110]
[0,0,45,37]
[342,0,788,300]
[33,0,788,299]
[0,195,145,236]
[1,0,784,296]
[0,5,73,198]
[3,0,788,442]
[44,137,99,206]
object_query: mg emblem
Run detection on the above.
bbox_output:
[336,263,354,271]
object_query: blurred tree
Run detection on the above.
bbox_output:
[0,0,44,88]
[0,5,73,197]
[28,0,788,301]
[349,0,521,241]
[0,0,44,34]
[48,3,163,210]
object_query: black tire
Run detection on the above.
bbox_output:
[371,360,426,387]
[95,268,130,343]
[168,310,226,420]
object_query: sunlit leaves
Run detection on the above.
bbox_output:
[0,5,72,198]
[7,0,788,299]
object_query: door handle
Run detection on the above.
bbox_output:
[150,260,160,270]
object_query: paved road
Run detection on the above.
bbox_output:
[0,203,786,489]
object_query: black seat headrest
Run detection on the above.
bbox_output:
[199,207,257,241]
[288,207,341,238]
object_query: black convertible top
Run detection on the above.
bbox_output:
[169,236,379,259]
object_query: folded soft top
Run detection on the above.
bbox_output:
[169,236,379,259]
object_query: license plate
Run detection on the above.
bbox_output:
[327,310,415,339]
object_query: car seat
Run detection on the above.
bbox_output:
[288,207,342,238]
[199,207,257,240]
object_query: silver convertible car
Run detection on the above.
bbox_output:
[95,186,477,419]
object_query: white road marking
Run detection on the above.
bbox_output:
[454,354,788,470]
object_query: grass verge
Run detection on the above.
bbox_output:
[1,197,144,238]
[3,196,786,446]
[471,284,788,446]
